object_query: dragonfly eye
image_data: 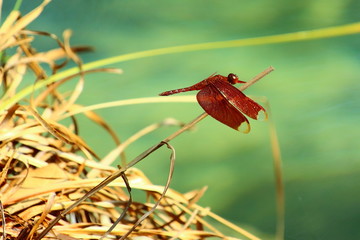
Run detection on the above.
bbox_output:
[227,73,239,84]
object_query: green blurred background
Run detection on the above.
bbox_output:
[4,0,360,239]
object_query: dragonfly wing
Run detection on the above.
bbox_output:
[212,80,267,120]
[197,84,250,133]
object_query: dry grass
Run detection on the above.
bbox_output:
[0,1,262,239]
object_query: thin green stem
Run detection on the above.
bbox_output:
[1,22,359,112]
[13,0,23,11]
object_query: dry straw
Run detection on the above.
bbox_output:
[0,1,262,239]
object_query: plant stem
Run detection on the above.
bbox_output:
[35,66,274,240]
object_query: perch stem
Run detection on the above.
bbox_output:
[35,66,274,240]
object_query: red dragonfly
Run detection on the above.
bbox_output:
[159,73,267,133]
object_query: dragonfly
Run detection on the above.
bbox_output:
[159,73,267,133]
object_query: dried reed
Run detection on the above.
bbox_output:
[0,1,263,239]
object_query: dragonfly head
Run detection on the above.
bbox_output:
[227,73,246,84]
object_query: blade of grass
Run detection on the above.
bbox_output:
[83,22,360,71]
[13,0,23,12]
[118,141,176,240]
[1,22,359,113]
[264,100,285,240]
[60,96,196,120]
[99,173,133,240]
[0,0,51,50]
